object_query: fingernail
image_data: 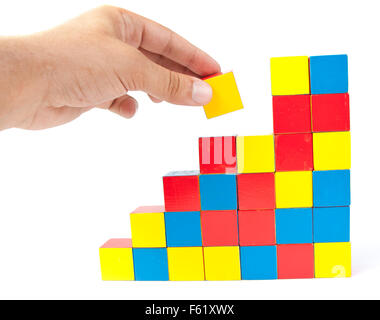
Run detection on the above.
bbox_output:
[192,80,213,105]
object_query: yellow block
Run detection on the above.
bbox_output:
[237,135,275,173]
[99,239,135,281]
[203,72,244,119]
[204,247,241,281]
[313,132,351,170]
[270,56,310,95]
[315,242,351,278]
[130,210,166,248]
[275,171,313,208]
[167,247,205,281]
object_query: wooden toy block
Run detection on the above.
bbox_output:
[130,206,166,248]
[200,210,239,246]
[165,211,202,247]
[272,95,312,134]
[167,247,205,281]
[238,210,276,246]
[237,135,275,173]
[199,136,237,174]
[274,133,313,171]
[275,208,313,244]
[270,56,310,96]
[163,171,201,212]
[133,248,169,281]
[237,173,275,210]
[203,72,244,119]
[313,207,350,243]
[310,55,348,95]
[314,242,351,278]
[313,170,351,207]
[240,246,277,280]
[204,246,241,281]
[275,171,313,208]
[277,244,315,279]
[313,132,351,170]
[311,93,350,132]
[99,239,134,281]
[199,174,237,211]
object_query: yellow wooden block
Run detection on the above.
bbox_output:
[270,56,310,95]
[204,247,241,281]
[275,171,313,208]
[167,247,205,281]
[203,72,244,119]
[130,206,166,248]
[313,132,351,170]
[315,242,351,278]
[99,239,135,281]
[237,135,275,173]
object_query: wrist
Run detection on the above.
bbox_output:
[0,36,48,129]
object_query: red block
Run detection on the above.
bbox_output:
[238,210,276,246]
[199,136,237,174]
[237,173,275,210]
[163,172,201,212]
[273,95,312,134]
[201,210,239,246]
[312,93,350,132]
[277,244,315,279]
[274,133,313,171]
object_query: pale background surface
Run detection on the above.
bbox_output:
[0,0,378,299]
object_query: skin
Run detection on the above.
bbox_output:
[0,5,220,130]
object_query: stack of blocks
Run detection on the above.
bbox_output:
[99,54,351,281]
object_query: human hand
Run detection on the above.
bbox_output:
[0,6,220,130]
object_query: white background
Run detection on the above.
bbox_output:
[0,0,378,299]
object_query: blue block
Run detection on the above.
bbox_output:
[199,174,237,210]
[240,246,277,280]
[313,170,350,207]
[133,248,169,281]
[313,207,350,243]
[275,208,313,244]
[310,55,348,94]
[165,211,202,247]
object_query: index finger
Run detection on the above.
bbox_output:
[129,12,221,77]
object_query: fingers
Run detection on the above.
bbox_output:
[140,48,198,77]
[108,94,138,119]
[119,10,221,77]
[112,44,213,106]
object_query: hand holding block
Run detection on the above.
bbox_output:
[99,239,135,281]
[203,72,244,119]
[130,206,166,248]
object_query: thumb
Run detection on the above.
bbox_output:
[124,48,213,106]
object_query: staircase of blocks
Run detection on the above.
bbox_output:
[99,54,351,281]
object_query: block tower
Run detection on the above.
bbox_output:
[99,55,351,281]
